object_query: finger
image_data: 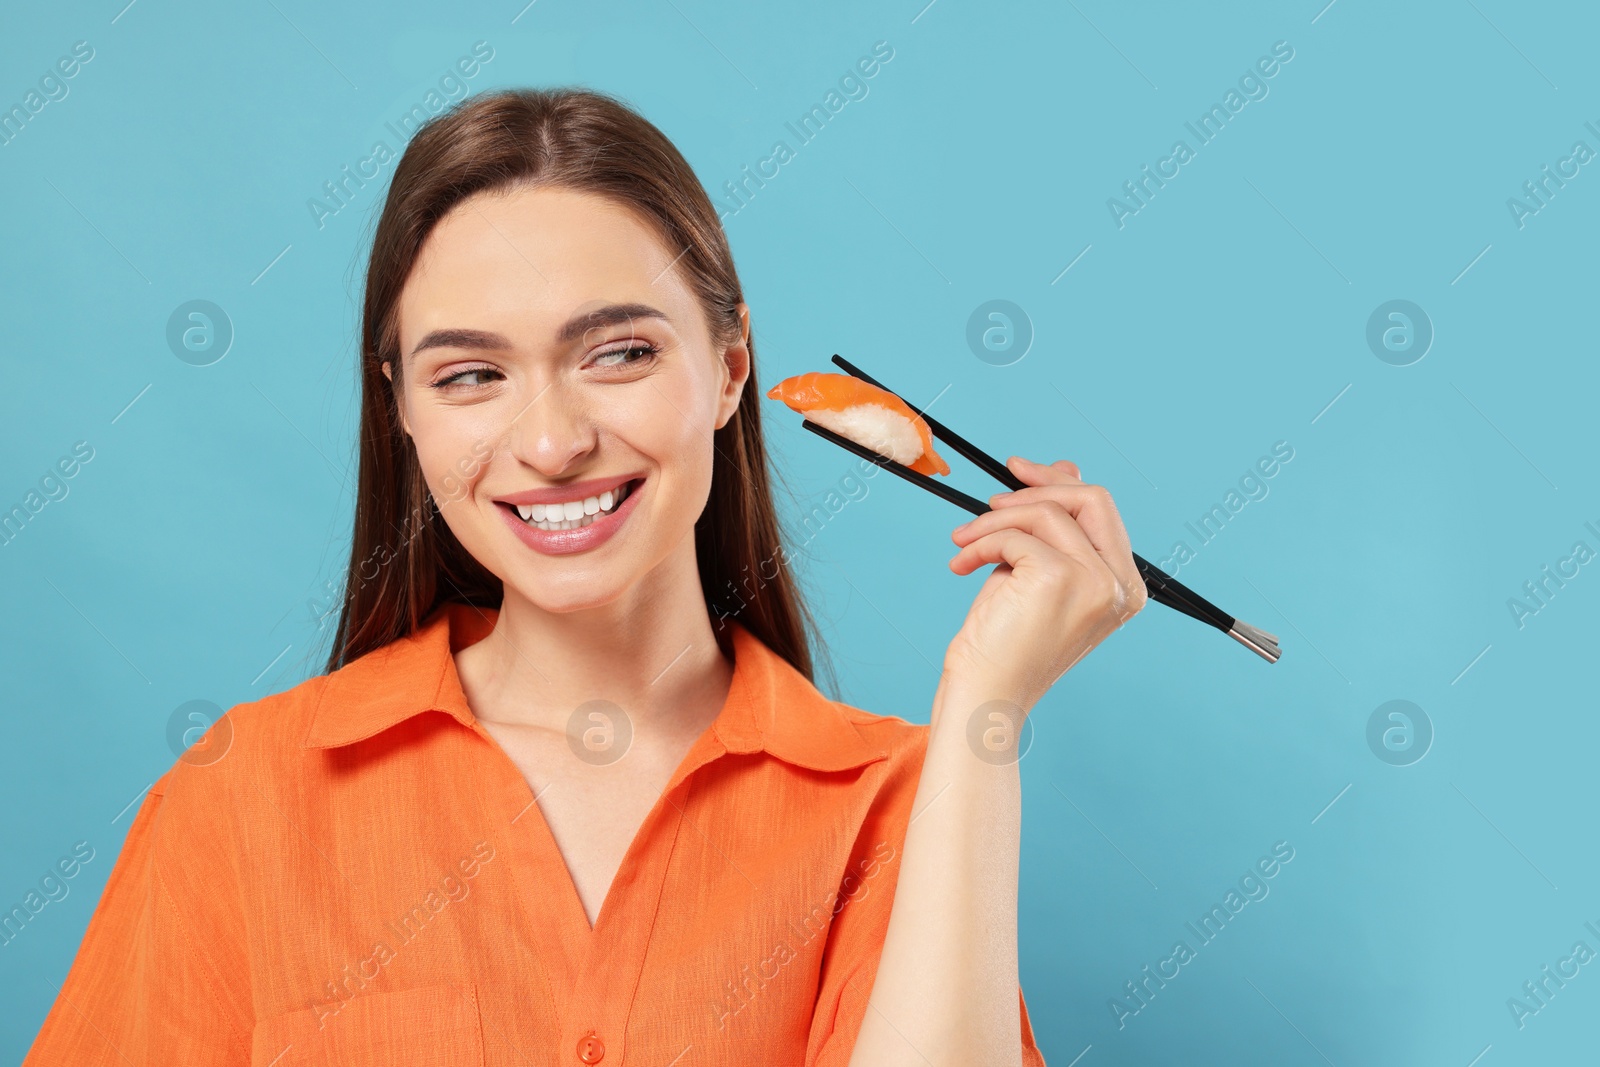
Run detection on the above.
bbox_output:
[953,500,1102,573]
[1049,459,1081,481]
[976,484,1141,598]
[986,482,1133,562]
[1003,455,1082,486]
[951,501,1142,614]
[948,525,1075,580]
[953,511,1132,617]
[948,527,1129,651]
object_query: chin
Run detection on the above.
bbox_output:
[504,573,626,615]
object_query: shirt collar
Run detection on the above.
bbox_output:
[303,601,888,773]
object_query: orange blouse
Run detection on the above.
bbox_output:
[25,601,1047,1066]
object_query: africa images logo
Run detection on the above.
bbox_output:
[306,42,495,231]
[1106,41,1295,229]
[1108,841,1295,1029]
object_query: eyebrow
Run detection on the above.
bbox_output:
[408,303,671,357]
[556,302,670,343]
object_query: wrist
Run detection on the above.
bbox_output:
[930,672,1033,769]
[933,662,1035,725]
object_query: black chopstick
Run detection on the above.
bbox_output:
[820,354,1281,663]
[803,420,991,513]
[802,418,1220,630]
[828,354,1227,627]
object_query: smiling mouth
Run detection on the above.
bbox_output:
[502,479,639,532]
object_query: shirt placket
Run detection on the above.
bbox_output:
[557,773,695,1066]
[478,718,731,1065]
[475,732,571,1038]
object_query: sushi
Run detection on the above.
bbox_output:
[765,372,951,477]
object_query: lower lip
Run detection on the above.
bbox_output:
[497,481,643,556]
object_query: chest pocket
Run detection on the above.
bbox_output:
[251,983,484,1067]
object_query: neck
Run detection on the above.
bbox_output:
[457,541,733,734]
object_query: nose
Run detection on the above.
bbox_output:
[504,378,598,478]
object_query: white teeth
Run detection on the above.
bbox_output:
[511,481,633,531]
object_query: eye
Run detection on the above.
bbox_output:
[430,365,503,391]
[591,343,659,370]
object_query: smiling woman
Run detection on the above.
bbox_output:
[23,87,1146,1067]
[343,90,806,674]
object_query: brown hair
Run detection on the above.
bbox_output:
[323,87,822,683]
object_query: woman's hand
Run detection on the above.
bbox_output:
[943,456,1148,714]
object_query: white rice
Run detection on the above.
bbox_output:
[806,403,922,466]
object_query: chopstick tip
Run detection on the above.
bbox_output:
[1228,620,1281,663]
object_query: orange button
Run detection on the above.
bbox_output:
[576,1032,605,1064]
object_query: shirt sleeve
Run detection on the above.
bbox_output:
[805,729,1048,1067]
[23,764,253,1066]
[810,918,1049,1066]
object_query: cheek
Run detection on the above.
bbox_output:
[407,405,498,506]
[597,380,718,530]
[602,369,718,469]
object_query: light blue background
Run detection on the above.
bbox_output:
[3,1,1597,1063]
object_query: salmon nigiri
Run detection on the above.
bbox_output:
[765,372,951,476]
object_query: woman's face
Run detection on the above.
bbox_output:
[387,184,749,615]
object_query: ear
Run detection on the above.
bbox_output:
[381,359,412,436]
[713,304,752,430]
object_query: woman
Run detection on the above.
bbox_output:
[25,88,1145,1066]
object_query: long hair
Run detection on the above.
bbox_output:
[323,87,822,683]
